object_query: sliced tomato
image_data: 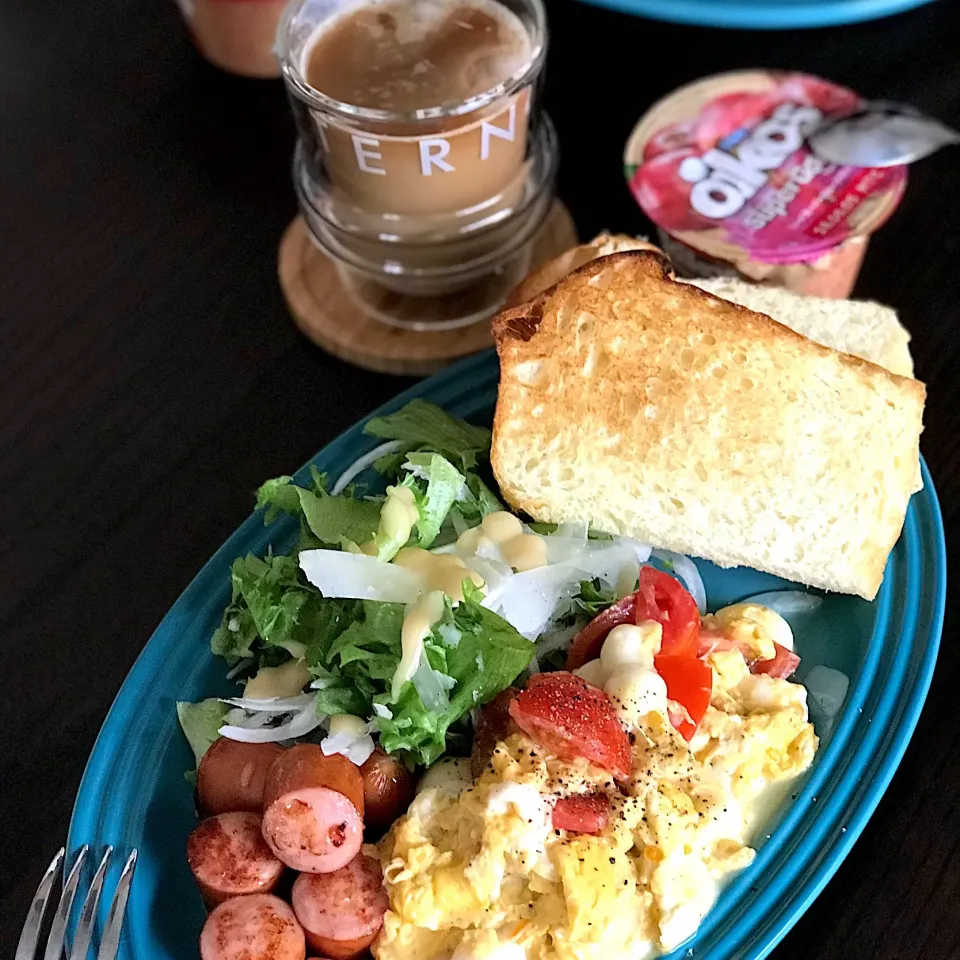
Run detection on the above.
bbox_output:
[636,567,700,658]
[552,795,609,834]
[653,655,712,741]
[696,628,738,659]
[566,593,638,670]
[698,631,802,680]
[566,567,701,670]
[509,673,632,779]
[752,643,801,680]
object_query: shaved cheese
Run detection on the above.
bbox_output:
[321,714,377,765]
[300,549,423,603]
[483,563,583,639]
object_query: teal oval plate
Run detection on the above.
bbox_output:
[576,0,938,30]
[68,349,946,960]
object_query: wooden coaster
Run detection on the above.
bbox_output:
[278,200,577,375]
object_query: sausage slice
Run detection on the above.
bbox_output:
[291,854,389,959]
[197,738,282,815]
[358,750,414,832]
[470,687,521,778]
[200,894,305,960]
[261,745,365,874]
[187,812,285,908]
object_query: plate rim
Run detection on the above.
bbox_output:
[573,0,939,30]
[67,349,946,960]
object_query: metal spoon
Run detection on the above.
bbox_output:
[806,100,960,167]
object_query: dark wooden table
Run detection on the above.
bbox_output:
[1,0,957,956]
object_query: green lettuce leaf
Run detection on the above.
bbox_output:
[376,590,535,765]
[449,473,503,530]
[364,399,492,472]
[256,476,382,546]
[404,453,466,547]
[212,554,358,665]
[177,699,229,767]
[575,578,619,616]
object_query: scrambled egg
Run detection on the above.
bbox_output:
[375,610,817,960]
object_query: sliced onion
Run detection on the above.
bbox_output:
[321,727,376,765]
[739,590,824,616]
[225,658,255,680]
[555,520,589,541]
[804,665,849,727]
[461,555,514,598]
[220,693,316,714]
[575,542,644,587]
[534,623,579,659]
[300,549,423,603]
[651,549,707,613]
[219,696,325,743]
[412,652,455,712]
[620,537,653,564]
[373,702,393,719]
[331,440,403,495]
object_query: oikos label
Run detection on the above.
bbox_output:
[624,72,908,264]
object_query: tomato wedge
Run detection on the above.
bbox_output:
[752,643,801,680]
[509,673,632,779]
[566,593,638,670]
[653,655,712,741]
[552,795,609,834]
[566,567,700,670]
[636,567,700,658]
[697,632,802,680]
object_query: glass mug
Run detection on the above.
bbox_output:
[277,0,557,329]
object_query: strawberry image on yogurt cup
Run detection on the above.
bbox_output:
[624,70,908,298]
[630,148,711,233]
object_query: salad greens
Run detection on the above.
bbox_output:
[177,699,230,766]
[182,401,536,768]
[177,399,660,772]
[364,398,492,473]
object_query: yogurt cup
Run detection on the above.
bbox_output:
[624,70,908,298]
[177,0,286,78]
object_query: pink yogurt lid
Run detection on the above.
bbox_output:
[624,71,908,266]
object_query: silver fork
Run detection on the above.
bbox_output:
[16,847,138,960]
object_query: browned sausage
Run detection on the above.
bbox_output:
[470,687,521,778]
[199,893,305,960]
[187,812,285,908]
[197,738,282,815]
[261,745,365,874]
[358,750,415,832]
[291,854,389,960]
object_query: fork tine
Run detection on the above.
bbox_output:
[43,846,90,960]
[68,848,113,960]
[15,848,66,960]
[96,850,137,960]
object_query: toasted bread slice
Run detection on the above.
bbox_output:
[491,252,925,600]
[511,237,916,379]
[689,276,914,378]
[506,233,667,307]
